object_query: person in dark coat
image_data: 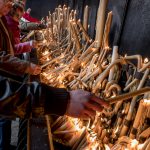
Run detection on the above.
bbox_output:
[0,1,40,149]
[0,52,109,119]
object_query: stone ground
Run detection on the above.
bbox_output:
[11,118,19,146]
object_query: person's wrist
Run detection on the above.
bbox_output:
[25,63,31,74]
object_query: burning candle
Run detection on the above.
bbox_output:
[83,5,89,33]
[42,50,49,56]
[144,58,149,64]
[95,0,108,48]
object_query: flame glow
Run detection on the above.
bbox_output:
[130,139,138,148]
[42,50,49,56]
[38,5,149,150]
[144,58,149,64]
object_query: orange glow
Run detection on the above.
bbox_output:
[130,139,138,148]
[144,58,149,64]
[42,50,49,56]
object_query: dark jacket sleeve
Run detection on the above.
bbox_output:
[31,82,70,117]
[0,78,70,118]
[0,51,30,76]
[19,20,41,31]
[0,52,70,118]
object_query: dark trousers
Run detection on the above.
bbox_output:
[0,119,11,150]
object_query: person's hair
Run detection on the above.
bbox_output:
[9,2,24,17]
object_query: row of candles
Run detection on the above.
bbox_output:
[34,2,150,150]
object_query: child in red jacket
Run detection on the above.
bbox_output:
[5,2,37,55]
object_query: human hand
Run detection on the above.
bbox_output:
[31,40,39,49]
[37,23,47,29]
[34,32,44,41]
[27,63,41,75]
[66,90,109,119]
[31,40,44,49]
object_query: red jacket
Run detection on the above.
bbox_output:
[23,12,40,23]
[0,16,15,55]
[5,15,33,55]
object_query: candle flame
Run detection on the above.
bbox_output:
[68,118,83,131]
[104,144,111,150]
[42,72,48,77]
[46,57,50,61]
[144,58,149,64]
[114,126,119,134]
[93,64,97,68]
[42,50,49,56]
[130,139,138,148]
[143,99,150,104]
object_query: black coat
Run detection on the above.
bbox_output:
[0,52,69,118]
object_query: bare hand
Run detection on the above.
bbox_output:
[66,90,109,119]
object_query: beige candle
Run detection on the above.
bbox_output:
[108,46,119,82]
[45,115,54,150]
[95,0,108,48]
[83,5,89,41]
[83,5,89,32]
[120,69,150,137]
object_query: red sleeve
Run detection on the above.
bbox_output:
[23,13,40,23]
[14,41,32,54]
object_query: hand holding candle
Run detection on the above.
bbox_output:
[66,90,109,119]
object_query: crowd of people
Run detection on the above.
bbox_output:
[0,0,109,149]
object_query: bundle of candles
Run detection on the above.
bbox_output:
[32,2,150,150]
